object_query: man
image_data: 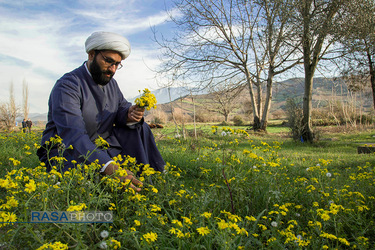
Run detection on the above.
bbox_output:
[37,31,165,192]
[26,119,32,133]
[22,119,26,133]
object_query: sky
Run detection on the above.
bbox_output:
[0,0,175,113]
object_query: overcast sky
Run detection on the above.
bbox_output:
[0,0,175,113]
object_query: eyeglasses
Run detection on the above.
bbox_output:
[98,51,123,70]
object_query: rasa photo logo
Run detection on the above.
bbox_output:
[31,211,113,223]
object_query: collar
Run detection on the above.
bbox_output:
[84,62,92,77]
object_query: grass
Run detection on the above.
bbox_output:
[0,124,374,249]
[154,123,375,169]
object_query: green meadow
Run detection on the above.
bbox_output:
[0,125,374,249]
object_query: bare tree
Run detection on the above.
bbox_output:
[337,0,375,110]
[0,82,19,132]
[206,81,244,122]
[155,0,300,131]
[294,0,344,142]
[23,79,29,120]
[256,0,303,128]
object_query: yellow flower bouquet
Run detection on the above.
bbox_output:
[134,88,157,110]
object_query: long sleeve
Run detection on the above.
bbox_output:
[49,79,112,165]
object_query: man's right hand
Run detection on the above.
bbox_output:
[103,163,143,192]
[127,105,145,123]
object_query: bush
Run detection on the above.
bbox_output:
[220,120,230,126]
[170,108,192,123]
[195,110,211,123]
[150,109,167,124]
[271,109,286,120]
[232,115,244,126]
[285,98,304,141]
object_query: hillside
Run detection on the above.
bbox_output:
[19,76,373,124]
[146,77,373,123]
[128,86,207,105]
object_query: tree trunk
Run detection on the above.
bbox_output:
[191,93,197,138]
[253,116,261,130]
[367,48,375,111]
[260,70,274,131]
[168,88,180,137]
[302,67,314,142]
[245,70,261,130]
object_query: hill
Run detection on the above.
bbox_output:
[19,76,373,124]
[146,77,373,123]
[128,87,207,105]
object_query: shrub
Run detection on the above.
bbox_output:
[195,110,211,123]
[285,98,304,141]
[232,115,245,126]
[150,109,167,124]
[220,120,230,126]
[271,109,286,120]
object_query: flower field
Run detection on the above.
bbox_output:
[0,127,374,249]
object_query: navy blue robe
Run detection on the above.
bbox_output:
[37,63,165,173]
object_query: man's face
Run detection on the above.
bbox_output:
[89,50,122,86]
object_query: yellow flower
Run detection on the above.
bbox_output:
[143,231,158,243]
[320,213,330,221]
[258,224,267,231]
[24,180,36,193]
[196,226,211,236]
[94,136,109,148]
[320,232,337,240]
[150,204,162,212]
[245,216,257,222]
[217,219,229,230]
[1,212,17,223]
[237,228,248,236]
[181,216,193,225]
[109,238,121,249]
[0,178,10,188]
[36,241,68,250]
[135,89,157,110]
[9,158,21,166]
[134,220,141,226]
[201,212,212,219]
[67,203,87,212]
[338,237,350,246]
[172,219,183,227]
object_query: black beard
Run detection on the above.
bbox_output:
[89,55,114,86]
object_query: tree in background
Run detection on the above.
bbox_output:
[206,81,244,122]
[155,0,300,131]
[0,82,19,131]
[294,0,344,142]
[256,0,302,129]
[337,0,375,111]
[22,79,29,120]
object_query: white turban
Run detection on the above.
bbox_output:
[85,31,131,59]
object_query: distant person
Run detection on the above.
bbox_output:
[37,31,166,192]
[26,119,32,133]
[22,119,27,133]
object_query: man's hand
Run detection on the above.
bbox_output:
[127,105,145,123]
[104,163,143,192]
